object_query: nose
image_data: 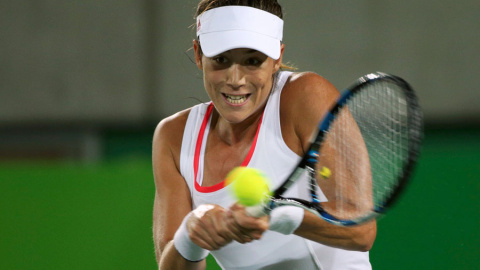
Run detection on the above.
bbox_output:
[226,64,246,90]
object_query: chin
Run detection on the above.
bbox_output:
[223,114,247,124]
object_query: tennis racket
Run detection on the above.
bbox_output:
[247,72,423,226]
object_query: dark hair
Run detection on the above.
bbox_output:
[195,0,283,19]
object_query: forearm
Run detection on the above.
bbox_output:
[294,211,376,251]
[154,210,209,270]
[157,241,206,270]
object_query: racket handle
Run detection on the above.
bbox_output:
[245,204,268,217]
[246,204,304,234]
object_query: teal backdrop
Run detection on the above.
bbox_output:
[1,128,479,269]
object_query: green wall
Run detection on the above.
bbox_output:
[1,128,478,269]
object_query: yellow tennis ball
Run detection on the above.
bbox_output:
[319,166,331,179]
[226,167,271,206]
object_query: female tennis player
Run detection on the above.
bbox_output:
[152,0,376,269]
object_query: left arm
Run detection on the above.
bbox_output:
[295,212,376,251]
[280,72,377,251]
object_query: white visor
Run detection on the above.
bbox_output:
[196,6,283,60]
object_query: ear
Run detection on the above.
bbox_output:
[193,40,203,70]
[273,44,285,73]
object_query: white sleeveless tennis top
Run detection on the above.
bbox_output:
[179,71,372,270]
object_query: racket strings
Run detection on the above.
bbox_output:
[355,82,409,207]
[316,80,410,219]
[336,108,355,217]
[317,106,368,219]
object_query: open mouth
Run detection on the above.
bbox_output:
[223,93,250,104]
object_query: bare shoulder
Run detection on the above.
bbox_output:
[155,108,191,136]
[153,108,191,167]
[280,72,340,154]
[283,72,339,111]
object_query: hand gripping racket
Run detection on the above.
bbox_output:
[248,72,423,226]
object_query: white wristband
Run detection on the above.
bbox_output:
[173,212,209,262]
[269,206,304,235]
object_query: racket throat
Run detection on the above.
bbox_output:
[306,166,321,203]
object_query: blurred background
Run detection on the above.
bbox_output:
[0,0,479,269]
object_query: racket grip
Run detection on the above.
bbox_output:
[246,205,305,235]
[245,204,268,217]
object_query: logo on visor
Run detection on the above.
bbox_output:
[197,20,201,33]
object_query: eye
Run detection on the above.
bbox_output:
[213,56,228,64]
[245,58,261,66]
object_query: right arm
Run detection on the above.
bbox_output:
[152,111,206,270]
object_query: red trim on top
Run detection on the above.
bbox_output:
[241,113,262,166]
[194,177,226,193]
[194,103,264,193]
[193,103,214,191]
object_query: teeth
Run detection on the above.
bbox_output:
[225,94,247,104]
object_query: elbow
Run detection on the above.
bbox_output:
[351,233,375,252]
[355,237,374,252]
[352,222,377,252]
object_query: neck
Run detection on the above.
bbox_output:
[211,107,264,146]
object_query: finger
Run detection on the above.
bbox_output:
[206,210,233,248]
[224,211,254,243]
[188,207,229,250]
[188,221,219,250]
[225,219,250,243]
[226,210,259,243]
[248,229,266,240]
[231,207,269,231]
[214,212,237,244]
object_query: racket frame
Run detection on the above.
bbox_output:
[251,72,423,226]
